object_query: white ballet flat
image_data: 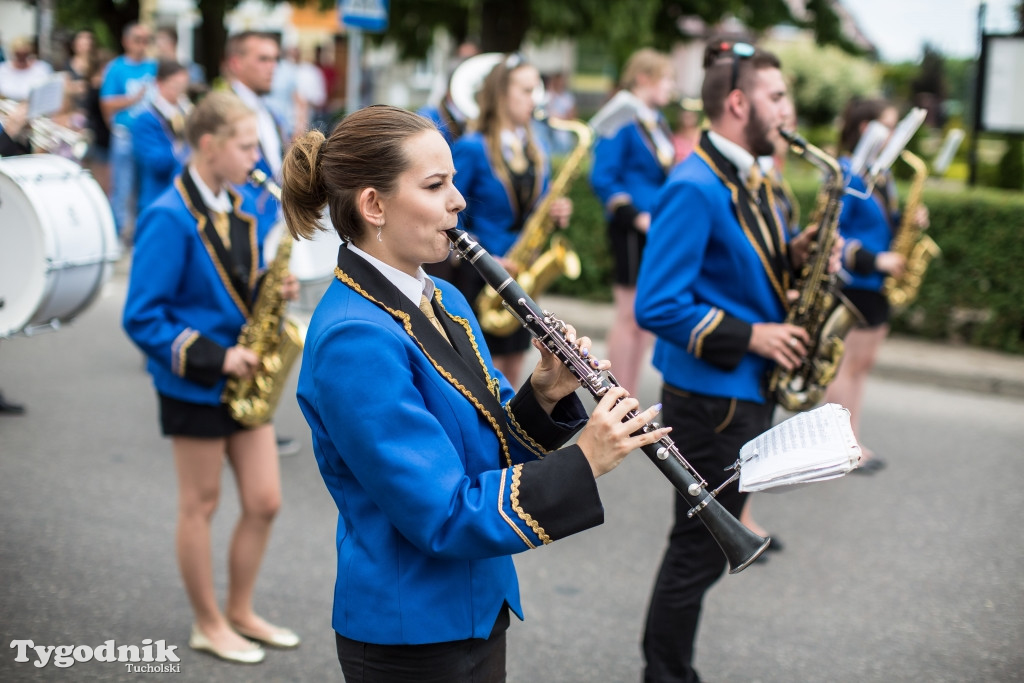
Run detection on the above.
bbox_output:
[231,622,301,649]
[189,624,265,664]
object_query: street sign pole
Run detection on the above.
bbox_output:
[346,28,363,117]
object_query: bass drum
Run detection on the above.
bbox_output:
[0,155,119,337]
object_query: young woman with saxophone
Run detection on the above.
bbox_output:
[589,47,676,396]
[281,104,668,682]
[823,97,927,473]
[123,91,300,665]
[450,53,572,387]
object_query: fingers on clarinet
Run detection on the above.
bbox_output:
[563,325,578,344]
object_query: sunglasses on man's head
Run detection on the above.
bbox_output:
[704,41,756,92]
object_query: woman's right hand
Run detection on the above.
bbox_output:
[575,387,671,478]
[223,346,260,379]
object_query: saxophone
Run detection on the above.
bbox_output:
[882,150,940,315]
[768,129,863,412]
[222,170,304,427]
[475,117,590,336]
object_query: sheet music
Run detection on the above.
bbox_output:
[738,403,861,492]
[27,76,65,119]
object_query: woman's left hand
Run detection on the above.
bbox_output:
[530,325,608,414]
[549,197,574,228]
[280,273,300,301]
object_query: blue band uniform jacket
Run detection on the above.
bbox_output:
[123,171,264,405]
[131,102,190,215]
[590,113,674,218]
[451,130,551,257]
[297,244,603,645]
[636,132,795,403]
[837,156,899,292]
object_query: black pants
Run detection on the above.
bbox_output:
[336,607,509,683]
[642,386,774,683]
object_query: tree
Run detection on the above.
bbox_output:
[384,0,855,69]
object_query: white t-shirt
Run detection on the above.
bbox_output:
[0,60,54,102]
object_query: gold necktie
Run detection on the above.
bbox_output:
[506,138,528,174]
[170,111,186,138]
[419,294,451,344]
[210,211,231,248]
[746,165,763,196]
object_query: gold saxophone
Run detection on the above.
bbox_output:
[882,150,940,315]
[769,129,863,411]
[475,118,590,336]
[222,170,304,427]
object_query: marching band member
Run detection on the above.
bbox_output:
[131,60,192,218]
[635,42,823,683]
[281,104,667,682]
[823,97,925,473]
[122,92,300,664]
[589,47,676,396]
[450,53,572,387]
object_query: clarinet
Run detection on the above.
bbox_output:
[446,228,770,573]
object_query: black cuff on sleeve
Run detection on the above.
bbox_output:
[183,335,227,387]
[610,203,640,233]
[510,377,588,450]
[851,246,878,275]
[516,445,604,541]
[698,314,752,371]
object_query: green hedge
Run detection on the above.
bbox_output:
[548,160,1024,354]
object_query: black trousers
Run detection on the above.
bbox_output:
[336,607,510,683]
[642,386,774,683]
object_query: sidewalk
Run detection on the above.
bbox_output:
[538,294,1024,399]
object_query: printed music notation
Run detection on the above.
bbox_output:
[737,403,862,492]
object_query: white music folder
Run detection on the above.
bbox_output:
[737,403,862,492]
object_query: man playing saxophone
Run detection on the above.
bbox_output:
[634,41,838,683]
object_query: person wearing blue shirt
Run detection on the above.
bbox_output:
[590,48,676,397]
[123,92,301,665]
[131,60,191,220]
[635,42,824,683]
[100,22,157,238]
[279,104,667,682]
[823,98,921,473]
[451,54,570,388]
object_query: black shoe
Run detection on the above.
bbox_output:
[276,436,301,457]
[853,456,886,474]
[0,392,25,415]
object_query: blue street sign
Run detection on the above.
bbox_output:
[339,0,390,33]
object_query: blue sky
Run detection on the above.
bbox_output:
[843,0,1020,62]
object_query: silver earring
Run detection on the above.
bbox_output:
[376,219,384,242]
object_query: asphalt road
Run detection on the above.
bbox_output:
[1,272,1022,682]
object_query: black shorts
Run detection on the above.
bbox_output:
[841,287,890,329]
[607,219,647,287]
[158,393,247,438]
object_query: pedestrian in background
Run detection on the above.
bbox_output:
[100,22,157,239]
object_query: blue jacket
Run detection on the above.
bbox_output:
[123,174,264,405]
[838,157,898,292]
[298,245,602,645]
[131,104,190,214]
[636,134,792,403]
[451,131,551,257]
[590,117,671,216]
